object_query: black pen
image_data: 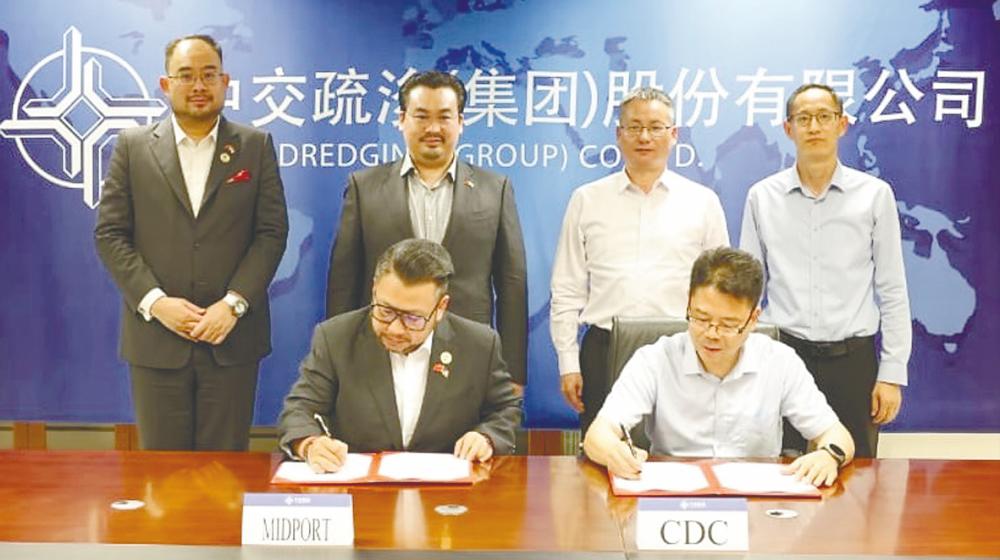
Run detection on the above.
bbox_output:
[313,412,332,438]
[619,423,637,459]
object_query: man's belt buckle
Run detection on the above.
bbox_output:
[810,340,848,358]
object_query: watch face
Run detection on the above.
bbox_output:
[235,301,247,315]
[828,443,845,458]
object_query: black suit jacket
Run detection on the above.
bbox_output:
[326,159,528,384]
[95,117,288,368]
[277,309,521,455]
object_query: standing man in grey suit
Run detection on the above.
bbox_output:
[281,239,521,473]
[95,35,288,450]
[326,70,528,392]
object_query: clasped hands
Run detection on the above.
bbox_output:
[150,296,236,345]
[299,431,494,474]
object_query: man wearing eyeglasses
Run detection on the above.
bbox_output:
[584,248,855,487]
[326,70,528,395]
[95,35,288,450]
[739,83,911,458]
[551,87,729,435]
[279,239,521,472]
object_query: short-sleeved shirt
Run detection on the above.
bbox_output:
[598,332,838,457]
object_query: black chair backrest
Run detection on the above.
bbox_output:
[606,317,781,449]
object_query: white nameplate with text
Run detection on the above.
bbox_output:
[242,493,353,546]
[636,497,748,551]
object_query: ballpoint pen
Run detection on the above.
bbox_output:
[313,412,332,438]
[620,423,637,459]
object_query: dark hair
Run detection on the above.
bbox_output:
[374,239,454,296]
[785,83,843,119]
[689,247,763,305]
[164,35,223,72]
[398,70,467,113]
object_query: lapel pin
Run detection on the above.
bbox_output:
[432,363,450,378]
[464,178,475,189]
[440,351,453,365]
[219,152,231,164]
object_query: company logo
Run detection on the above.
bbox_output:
[0,27,166,208]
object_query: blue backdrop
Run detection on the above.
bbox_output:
[1,0,997,431]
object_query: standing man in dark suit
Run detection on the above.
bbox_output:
[95,35,288,450]
[281,239,521,472]
[326,70,528,392]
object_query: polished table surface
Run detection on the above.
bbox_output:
[0,451,997,557]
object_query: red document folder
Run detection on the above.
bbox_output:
[270,452,476,485]
[608,459,821,498]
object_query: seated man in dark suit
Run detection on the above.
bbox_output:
[279,239,521,473]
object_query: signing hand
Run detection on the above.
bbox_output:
[454,431,494,462]
[606,441,648,480]
[561,372,584,413]
[786,450,839,487]
[190,300,237,345]
[150,297,204,340]
[871,381,902,424]
[302,436,349,474]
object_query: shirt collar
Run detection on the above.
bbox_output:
[680,331,760,381]
[617,168,671,194]
[400,153,458,184]
[785,160,848,195]
[171,114,220,147]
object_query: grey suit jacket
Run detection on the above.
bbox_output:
[325,159,529,384]
[277,309,522,455]
[95,117,288,368]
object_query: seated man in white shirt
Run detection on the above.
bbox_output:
[278,239,522,473]
[584,247,855,487]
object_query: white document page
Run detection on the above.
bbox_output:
[612,462,709,493]
[273,454,373,483]
[711,462,819,494]
[377,452,471,481]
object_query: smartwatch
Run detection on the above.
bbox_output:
[820,443,847,468]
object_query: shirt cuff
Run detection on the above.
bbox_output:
[877,361,908,386]
[557,350,581,375]
[137,288,166,322]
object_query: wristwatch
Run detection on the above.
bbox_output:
[223,293,248,318]
[820,443,847,468]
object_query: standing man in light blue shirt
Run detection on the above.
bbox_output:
[584,247,854,486]
[739,83,912,458]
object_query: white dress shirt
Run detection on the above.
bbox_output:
[739,162,912,385]
[136,115,220,321]
[389,332,434,449]
[550,168,730,375]
[598,332,838,457]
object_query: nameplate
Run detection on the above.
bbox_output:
[636,497,748,551]
[241,493,353,546]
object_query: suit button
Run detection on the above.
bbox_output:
[193,242,201,249]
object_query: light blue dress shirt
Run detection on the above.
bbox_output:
[739,162,912,385]
[598,332,839,457]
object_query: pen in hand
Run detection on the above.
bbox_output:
[620,423,637,459]
[313,412,332,438]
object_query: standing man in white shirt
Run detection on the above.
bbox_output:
[740,83,912,458]
[95,35,288,450]
[550,87,730,434]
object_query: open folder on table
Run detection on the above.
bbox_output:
[271,452,474,485]
[609,460,821,498]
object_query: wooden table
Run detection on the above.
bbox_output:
[0,451,997,557]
